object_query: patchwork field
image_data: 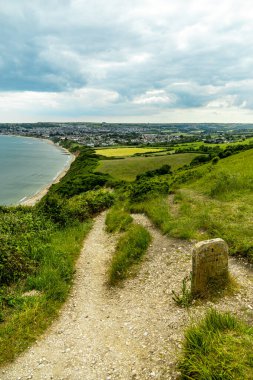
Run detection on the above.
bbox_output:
[96,153,199,181]
[95,147,165,157]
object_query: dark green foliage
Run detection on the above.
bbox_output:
[190,154,212,166]
[0,207,53,285]
[36,193,70,227]
[37,189,114,226]
[129,177,169,202]
[108,224,151,285]
[179,309,253,379]
[212,156,220,164]
[67,190,115,221]
[51,147,110,198]
[136,164,172,180]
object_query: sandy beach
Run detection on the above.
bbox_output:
[20,146,75,207]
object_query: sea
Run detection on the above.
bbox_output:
[0,135,71,205]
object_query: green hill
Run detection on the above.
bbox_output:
[129,149,253,261]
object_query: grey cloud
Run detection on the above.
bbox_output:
[1,0,253,120]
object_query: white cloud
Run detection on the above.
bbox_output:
[1,0,253,121]
[133,90,176,105]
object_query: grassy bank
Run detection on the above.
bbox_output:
[0,221,91,364]
[108,223,151,285]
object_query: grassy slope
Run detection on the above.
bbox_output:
[96,153,199,181]
[174,149,253,258]
[129,149,253,260]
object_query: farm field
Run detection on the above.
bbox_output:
[96,153,199,181]
[174,137,253,150]
[95,147,165,157]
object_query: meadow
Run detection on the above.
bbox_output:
[95,147,165,157]
[96,153,199,181]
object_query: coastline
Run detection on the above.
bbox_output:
[20,142,75,207]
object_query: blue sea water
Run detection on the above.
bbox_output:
[0,135,71,205]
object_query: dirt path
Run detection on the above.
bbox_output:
[2,213,253,380]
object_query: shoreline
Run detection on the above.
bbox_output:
[20,154,75,206]
[18,140,75,207]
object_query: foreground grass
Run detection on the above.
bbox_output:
[179,309,253,379]
[0,221,91,365]
[96,153,199,181]
[108,224,151,285]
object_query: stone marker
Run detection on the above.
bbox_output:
[191,238,228,297]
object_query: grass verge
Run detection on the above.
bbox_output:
[0,221,91,365]
[108,223,151,285]
[179,309,253,379]
[105,206,133,233]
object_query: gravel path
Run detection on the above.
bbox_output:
[1,212,253,380]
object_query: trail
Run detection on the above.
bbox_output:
[2,212,253,380]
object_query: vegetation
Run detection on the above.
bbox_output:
[128,149,253,260]
[105,206,133,233]
[96,153,200,181]
[51,146,110,198]
[179,309,253,379]
[108,224,151,285]
[0,143,114,365]
[172,275,193,308]
[95,147,165,157]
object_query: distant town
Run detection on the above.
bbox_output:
[0,122,253,147]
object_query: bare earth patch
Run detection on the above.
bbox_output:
[2,212,253,380]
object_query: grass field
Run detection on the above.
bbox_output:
[95,147,165,157]
[173,137,253,150]
[96,153,199,181]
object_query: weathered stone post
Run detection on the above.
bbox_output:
[191,238,228,297]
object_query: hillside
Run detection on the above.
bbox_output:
[1,144,253,379]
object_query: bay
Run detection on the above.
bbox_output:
[0,135,71,205]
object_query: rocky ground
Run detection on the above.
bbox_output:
[1,212,253,380]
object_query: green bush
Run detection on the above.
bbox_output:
[108,224,151,285]
[51,146,110,198]
[0,207,53,285]
[67,190,114,221]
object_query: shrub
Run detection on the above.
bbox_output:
[129,177,169,202]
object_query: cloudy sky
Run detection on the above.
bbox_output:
[1,0,253,123]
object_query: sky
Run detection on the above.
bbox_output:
[1,0,253,123]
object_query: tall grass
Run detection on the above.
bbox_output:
[108,224,151,285]
[179,309,253,379]
[105,206,133,233]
